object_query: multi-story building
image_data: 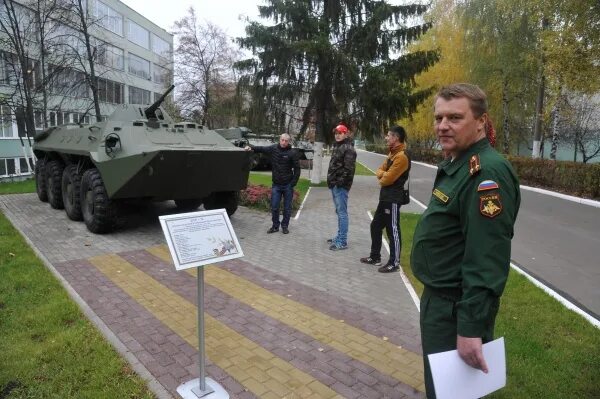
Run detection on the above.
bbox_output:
[0,0,173,180]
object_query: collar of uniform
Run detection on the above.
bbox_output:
[441,138,489,176]
[388,142,406,156]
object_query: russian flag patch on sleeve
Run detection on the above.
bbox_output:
[477,180,499,191]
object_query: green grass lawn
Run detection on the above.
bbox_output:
[0,178,35,194]
[355,161,374,176]
[1,179,598,398]
[0,213,155,398]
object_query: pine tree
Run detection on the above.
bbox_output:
[236,0,438,142]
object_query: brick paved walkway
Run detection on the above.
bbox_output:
[0,155,426,398]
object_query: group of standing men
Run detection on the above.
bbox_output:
[247,83,521,399]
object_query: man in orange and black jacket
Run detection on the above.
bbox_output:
[360,125,411,273]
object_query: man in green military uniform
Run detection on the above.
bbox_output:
[411,83,520,398]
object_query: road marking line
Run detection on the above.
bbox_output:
[366,210,420,311]
[293,187,311,220]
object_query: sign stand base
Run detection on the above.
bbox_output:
[176,378,229,399]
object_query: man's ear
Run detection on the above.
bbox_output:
[477,113,488,135]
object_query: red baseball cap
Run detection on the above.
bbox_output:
[334,125,348,134]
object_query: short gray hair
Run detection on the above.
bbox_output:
[280,133,291,141]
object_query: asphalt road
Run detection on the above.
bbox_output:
[358,150,600,321]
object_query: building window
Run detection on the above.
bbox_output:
[129,86,151,105]
[97,42,124,70]
[19,157,32,174]
[152,34,170,58]
[95,0,123,36]
[0,157,33,177]
[97,77,124,104]
[0,105,14,138]
[49,65,89,98]
[153,64,168,84]
[0,51,11,85]
[128,53,150,80]
[34,111,44,129]
[127,20,149,49]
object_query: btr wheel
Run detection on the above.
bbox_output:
[46,160,64,209]
[174,199,202,212]
[35,158,48,202]
[203,191,239,216]
[62,165,83,221]
[80,168,116,234]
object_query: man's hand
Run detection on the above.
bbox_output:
[244,146,252,151]
[457,335,488,373]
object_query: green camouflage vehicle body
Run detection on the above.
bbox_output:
[33,86,250,233]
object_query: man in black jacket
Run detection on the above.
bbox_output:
[326,125,357,250]
[246,134,300,234]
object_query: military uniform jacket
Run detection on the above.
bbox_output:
[411,139,521,337]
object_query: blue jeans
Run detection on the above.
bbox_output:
[271,183,293,228]
[331,186,349,246]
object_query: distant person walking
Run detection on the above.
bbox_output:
[360,125,411,273]
[326,124,357,250]
[411,83,520,398]
[245,133,300,234]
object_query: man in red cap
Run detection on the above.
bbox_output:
[326,124,356,250]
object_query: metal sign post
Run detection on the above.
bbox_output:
[159,209,243,399]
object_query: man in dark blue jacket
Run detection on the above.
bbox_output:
[246,134,300,234]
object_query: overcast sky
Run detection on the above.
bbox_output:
[119,0,263,40]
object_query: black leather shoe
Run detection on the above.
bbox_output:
[267,227,279,234]
[282,227,289,234]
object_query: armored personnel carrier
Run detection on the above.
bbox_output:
[33,85,250,234]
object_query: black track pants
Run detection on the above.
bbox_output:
[370,201,401,265]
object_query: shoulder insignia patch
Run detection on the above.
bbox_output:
[480,193,502,218]
[469,155,481,176]
[433,188,449,203]
[477,180,499,192]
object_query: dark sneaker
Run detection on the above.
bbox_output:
[267,227,279,234]
[378,263,399,273]
[360,257,382,266]
[329,243,348,251]
[326,238,335,244]
[282,227,289,234]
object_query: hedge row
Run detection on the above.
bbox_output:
[364,144,600,199]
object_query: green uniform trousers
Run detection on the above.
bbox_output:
[420,286,499,399]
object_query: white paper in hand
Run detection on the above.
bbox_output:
[428,337,506,399]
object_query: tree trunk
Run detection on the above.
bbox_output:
[549,90,562,160]
[532,18,548,159]
[310,142,324,184]
[76,0,102,122]
[532,72,545,158]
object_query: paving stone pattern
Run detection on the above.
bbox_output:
[0,153,425,398]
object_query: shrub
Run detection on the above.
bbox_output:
[239,184,302,211]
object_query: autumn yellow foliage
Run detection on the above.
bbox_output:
[399,0,468,145]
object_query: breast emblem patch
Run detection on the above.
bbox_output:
[480,193,502,218]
